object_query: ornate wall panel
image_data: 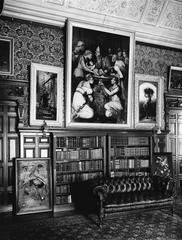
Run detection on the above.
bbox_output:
[142,0,165,25]
[135,43,182,90]
[159,0,182,31]
[68,0,147,22]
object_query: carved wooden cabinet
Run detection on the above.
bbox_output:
[0,101,19,210]
[166,94,182,195]
[19,130,51,159]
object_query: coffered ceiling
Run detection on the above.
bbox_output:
[2,0,182,49]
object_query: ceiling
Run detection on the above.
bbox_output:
[2,0,182,49]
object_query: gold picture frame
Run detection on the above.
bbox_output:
[66,19,135,129]
[135,74,164,130]
[0,36,14,75]
[15,158,52,215]
[30,63,64,127]
[168,66,182,92]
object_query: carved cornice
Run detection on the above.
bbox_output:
[2,0,182,49]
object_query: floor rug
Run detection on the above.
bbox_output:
[0,210,182,240]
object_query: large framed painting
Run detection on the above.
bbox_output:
[66,19,135,129]
[135,74,164,129]
[168,66,182,92]
[153,152,173,178]
[15,158,52,215]
[0,36,14,75]
[30,63,64,127]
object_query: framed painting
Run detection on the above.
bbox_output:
[15,158,52,215]
[30,63,64,127]
[0,36,14,75]
[135,74,164,129]
[168,66,182,92]
[153,152,173,178]
[66,19,135,129]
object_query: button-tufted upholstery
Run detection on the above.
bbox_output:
[92,175,175,227]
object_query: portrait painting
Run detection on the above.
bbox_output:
[139,82,157,123]
[15,158,52,215]
[30,63,64,127]
[135,74,164,129]
[0,36,13,75]
[66,19,134,129]
[168,66,182,91]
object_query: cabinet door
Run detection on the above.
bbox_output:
[0,101,19,209]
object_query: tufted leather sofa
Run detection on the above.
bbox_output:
[92,175,175,227]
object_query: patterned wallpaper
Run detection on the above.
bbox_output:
[135,43,182,90]
[0,16,182,126]
[0,17,64,82]
[1,17,182,84]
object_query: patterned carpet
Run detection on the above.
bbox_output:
[1,209,182,240]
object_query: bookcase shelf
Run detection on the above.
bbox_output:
[108,132,153,177]
[53,131,106,211]
[52,130,154,212]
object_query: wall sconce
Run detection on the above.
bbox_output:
[153,124,162,152]
[157,127,161,135]
[17,100,25,127]
[41,120,49,137]
[153,124,161,135]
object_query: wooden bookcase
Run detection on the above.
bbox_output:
[108,131,153,177]
[53,131,106,213]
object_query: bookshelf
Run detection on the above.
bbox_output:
[53,131,106,212]
[108,132,153,177]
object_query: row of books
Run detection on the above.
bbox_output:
[56,172,103,183]
[128,137,149,146]
[110,158,150,170]
[111,136,149,146]
[124,147,149,156]
[56,195,72,205]
[56,159,103,172]
[56,184,70,194]
[56,136,103,148]
[56,148,103,161]
[110,146,149,157]
[111,137,128,146]
[112,171,150,177]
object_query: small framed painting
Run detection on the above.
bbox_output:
[30,63,64,127]
[0,36,14,75]
[66,19,135,129]
[135,74,164,129]
[15,158,52,215]
[153,152,173,178]
[168,66,182,92]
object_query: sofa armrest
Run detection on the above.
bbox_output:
[166,178,176,198]
[93,185,107,227]
[93,185,107,201]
